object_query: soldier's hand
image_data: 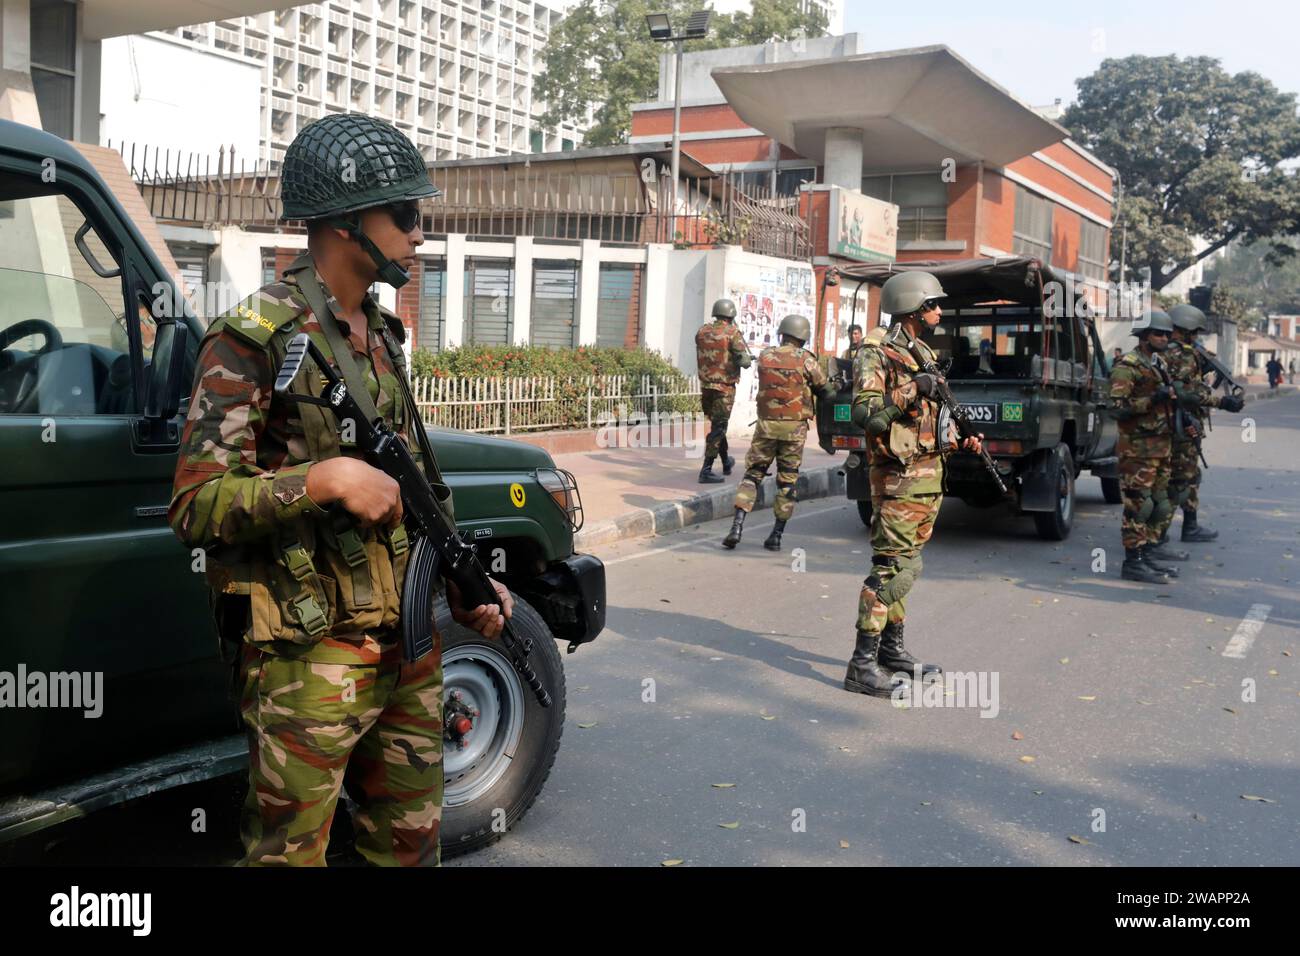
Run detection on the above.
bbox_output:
[913,372,940,398]
[306,457,403,528]
[1152,384,1172,403]
[1218,394,1245,413]
[449,577,514,639]
[962,433,984,455]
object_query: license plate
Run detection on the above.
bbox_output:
[833,404,852,422]
[961,403,998,424]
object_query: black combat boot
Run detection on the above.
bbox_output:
[1140,545,1180,578]
[698,457,724,484]
[843,630,906,698]
[1149,532,1190,561]
[1122,548,1168,583]
[877,621,942,678]
[722,454,736,475]
[763,518,786,551]
[1180,510,1219,542]
[721,508,745,549]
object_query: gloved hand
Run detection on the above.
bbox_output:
[850,401,871,429]
[913,372,940,398]
[865,403,904,437]
[1151,384,1173,404]
[1174,384,1200,408]
[1218,394,1245,413]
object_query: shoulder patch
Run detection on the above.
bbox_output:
[864,327,888,345]
[211,282,310,348]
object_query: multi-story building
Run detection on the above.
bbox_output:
[116,0,588,167]
[707,0,843,36]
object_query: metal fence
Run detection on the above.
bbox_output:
[410,373,702,435]
[110,140,811,260]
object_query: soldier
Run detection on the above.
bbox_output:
[1153,303,1245,545]
[841,324,865,362]
[1109,310,1183,584]
[842,272,984,697]
[695,298,753,483]
[721,314,831,551]
[169,113,511,867]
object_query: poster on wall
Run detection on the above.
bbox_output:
[829,186,899,263]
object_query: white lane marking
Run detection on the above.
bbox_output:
[1222,604,1272,659]
[603,501,850,566]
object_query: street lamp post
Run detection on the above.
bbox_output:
[646,11,713,226]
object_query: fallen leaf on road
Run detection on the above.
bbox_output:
[1269,669,1279,676]
[1240,795,1276,803]
[920,801,932,806]
[1223,707,1237,715]
[839,840,850,849]
[1205,618,1215,623]
[1032,790,1044,796]
[1078,695,1097,701]
[760,714,776,721]
[1068,835,1090,845]
[661,859,684,867]
[709,656,723,661]
[1019,755,1036,764]
[1088,632,1100,638]
[718,821,740,829]
[577,722,598,729]
[1138,700,1153,705]
[1059,657,1070,664]
[660,598,671,603]
[1284,650,1293,657]
[1011,731,1024,740]
[1192,813,1207,823]
[1031,599,1044,606]
[711,783,735,789]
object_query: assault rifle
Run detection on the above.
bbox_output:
[1193,343,1245,398]
[1153,353,1208,469]
[901,339,1008,495]
[273,332,551,707]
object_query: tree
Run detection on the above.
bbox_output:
[1063,56,1300,292]
[536,0,828,148]
[1206,236,1300,325]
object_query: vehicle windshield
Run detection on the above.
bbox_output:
[928,305,1044,379]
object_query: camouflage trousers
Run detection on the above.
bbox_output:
[700,387,735,461]
[238,644,444,867]
[734,421,807,521]
[1119,452,1171,550]
[1163,439,1202,523]
[856,493,942,634]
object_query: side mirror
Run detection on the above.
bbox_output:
[144,320,189,422]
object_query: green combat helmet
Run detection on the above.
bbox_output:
[880,271,946,315]
[712,298,737,320]
[1169,304,1207,332]
[778,314,811,345]
[1132,309,1174,337]
[280,112,440,288]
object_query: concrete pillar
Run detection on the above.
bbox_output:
[824,127,864,191]
[577,239,601,346]
[443,233,466,348]
[512,235,533,345]
[0,0,39,127]
[642,243,671,355]
[210,226,266,308]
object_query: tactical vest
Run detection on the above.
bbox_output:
[869,332,941,465]
[202,258,447,649]
[696,320,743,386]
[1114,352,1172,437]
[757,346,812,420]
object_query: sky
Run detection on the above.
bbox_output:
[841,0,1300,110]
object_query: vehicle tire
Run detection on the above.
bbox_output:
[1033,444,1075,541]
[440,592,565,858]
[856,499,873,528]
[1100,475,1122,504]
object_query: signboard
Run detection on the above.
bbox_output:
[829,186,898,263]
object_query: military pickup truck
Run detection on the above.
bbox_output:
[0,119,605,858]
[817,258,1120,540]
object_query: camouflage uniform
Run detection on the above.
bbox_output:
[1155,339,1213,528]
[695,318,751,461]
[1108,348,1173,551]
[853,324,957,635]
[732,341,828,520]
[169,258,446,867]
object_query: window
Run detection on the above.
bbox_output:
[30,0,78,140]
[1012,184,1053,263]
[596,263,641,348]
[932,306,1043,380]
[1078,219,1108,281]
[531,260,577,348]
[464,258,512,344]
[861,173,947,241]
[419,257,445,350]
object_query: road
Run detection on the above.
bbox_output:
[17,394,1299,867]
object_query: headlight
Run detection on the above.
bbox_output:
[535,467,584,532]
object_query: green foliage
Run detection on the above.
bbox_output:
[1206,236,1300,322]
[1063,55,1300,291]
[536,0,828,147]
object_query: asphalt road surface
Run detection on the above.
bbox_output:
[18,393,1299,867]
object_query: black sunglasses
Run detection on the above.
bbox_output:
[921,298,942,311]
[383,201,422,233]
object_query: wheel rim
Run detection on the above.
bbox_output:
[442,643,526,807]
[1058,461,1074,523]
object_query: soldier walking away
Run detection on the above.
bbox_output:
[1156,304,1246,545]
[721,314,831,551]
[841,272,985,697]
[1109,310,1182,584]
[695,298,752,483]
[169,113,512,867]
[841,324,865,362]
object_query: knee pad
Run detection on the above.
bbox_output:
[874,554,919,606]
[1132,490,1155,523]
[1150,489,1173,524]
[1167,482,1189,507]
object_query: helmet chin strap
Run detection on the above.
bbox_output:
[329,216,411,289]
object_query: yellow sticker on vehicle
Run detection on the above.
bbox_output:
[509,483,526,508]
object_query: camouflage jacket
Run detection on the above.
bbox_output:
[696,319,751,394]
[1109,348,1174,437]
[1164,339,1215,419]
[855,324,953,496]
[755,341,828,422]
[169,262,440,664]
[840,343,864,362]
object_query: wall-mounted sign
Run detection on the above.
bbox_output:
[829,186,898,263]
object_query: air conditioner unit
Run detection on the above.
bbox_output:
[297,83,305,92]
[299,33,312,43]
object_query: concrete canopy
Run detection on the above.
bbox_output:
[712,45,1069,171]
[82,1,297,41]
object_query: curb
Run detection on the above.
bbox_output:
[574,463,848,550]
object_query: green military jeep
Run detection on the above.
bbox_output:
[0,120,604,857]
[817,258,1120,540]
